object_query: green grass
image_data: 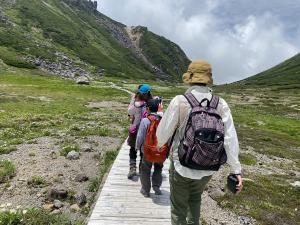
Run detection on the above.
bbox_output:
[139,27,190,80]
[0,47,35,69]
[59,143,80,157]
[0,208,84,225]
[239,153,257,166]
[217,174,300,225]
[213,83,300,225]
[85,149,119,216]
[0,160,16,183]
[88,150,118,192]
[27,176,47,187]
[0,70,129,154]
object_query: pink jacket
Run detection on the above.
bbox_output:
[128,94,146,134]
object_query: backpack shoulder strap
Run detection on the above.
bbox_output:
[210,95,220,109]
[147,114,155,122]
[183,93,200,108]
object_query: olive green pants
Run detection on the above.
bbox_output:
[169,162,212,225]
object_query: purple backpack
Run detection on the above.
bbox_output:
[178,93,227,171]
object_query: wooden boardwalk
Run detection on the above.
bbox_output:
[88,141,171,225]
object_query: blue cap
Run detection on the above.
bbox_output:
[138,84,152,94]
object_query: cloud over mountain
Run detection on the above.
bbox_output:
[99,0,300,83]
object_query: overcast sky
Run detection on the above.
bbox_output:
[97,0,300,84]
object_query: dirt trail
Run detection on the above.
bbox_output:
[109,82,134,95]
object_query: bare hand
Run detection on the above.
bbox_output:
[236,175,243,193]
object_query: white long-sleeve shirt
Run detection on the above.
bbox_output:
[156,86,241,179]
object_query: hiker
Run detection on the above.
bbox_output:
[136,99,168,197]
[156,60,243,225]
[127,84,152,179]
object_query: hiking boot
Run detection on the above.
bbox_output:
[127,166,136,179]
[140,188,150,198]
[153,187,162,195]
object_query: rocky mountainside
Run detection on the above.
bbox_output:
[0,0,190,81]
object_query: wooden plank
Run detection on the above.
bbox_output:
[87,141,171,224]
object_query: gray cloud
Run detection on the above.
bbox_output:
[97,0,300,83]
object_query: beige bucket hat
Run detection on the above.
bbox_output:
[182,60,213,85]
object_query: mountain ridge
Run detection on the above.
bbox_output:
[233,53,300,87]
[0,0,190,81]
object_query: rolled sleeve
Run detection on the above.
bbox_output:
[156,97,179,148]
[220,99,242,174]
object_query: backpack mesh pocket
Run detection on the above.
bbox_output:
[191,139,225,167]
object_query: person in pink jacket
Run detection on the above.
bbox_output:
[127,84,152,179]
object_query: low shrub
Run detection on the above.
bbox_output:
[59,143,80,157]
[27,176,46,187]
[0,160,16,183]
[0,208,83,225]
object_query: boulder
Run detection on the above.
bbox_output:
[53,199,64,209]
[208,188,225,200]
[291,181,300,188]
[81,143,93,152]
[76,76,90,85]
[76,193,87,206]
[43,203,54,211]
[75,174,89,182]
[51,209,61,215]
[70,204,80,212]
[48,188,68,200]
[66,151,80,160]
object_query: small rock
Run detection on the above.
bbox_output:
[18,178,27,182]
[208,188,225,200]
[81,144,93,152]
[238,216,255,225]
[43,203,54,211]
[291,181,300,188]
[51,209,61,215]
[290,172,296,176]
[256,120,265,126]
[76,76,90,85]
[48,188,68,200]
[50,151,57,159]
[53,199,64,209]
[75,174,89,182]
[76,193,87,206]
[66,151,80,160]
[70,204,80,212]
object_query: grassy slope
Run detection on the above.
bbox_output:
[139,27,191,81]
[236,53,300,87]
[1,0,152,78]
[0,0,190,80]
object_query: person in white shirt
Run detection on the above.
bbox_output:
[156,60,243,225]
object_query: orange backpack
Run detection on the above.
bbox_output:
[144,115,169,163]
